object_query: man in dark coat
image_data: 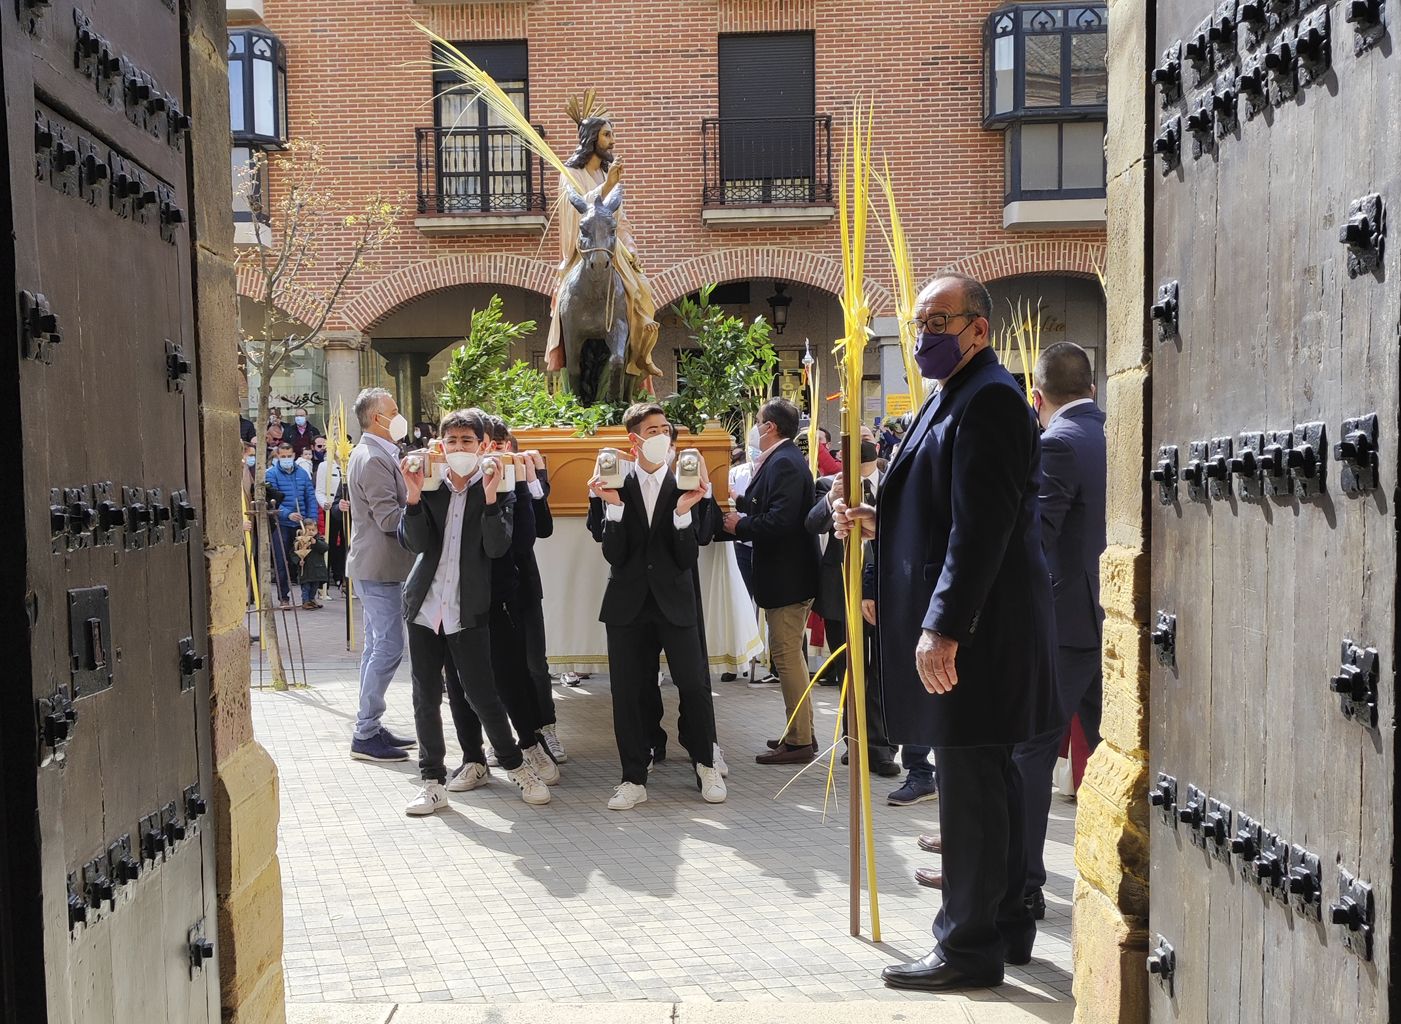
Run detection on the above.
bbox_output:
[1015,342,1106,919]
[722,397,821,764]
[837,273,1058,990]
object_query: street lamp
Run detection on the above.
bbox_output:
[767,281,793,335]
[228,27,289,149]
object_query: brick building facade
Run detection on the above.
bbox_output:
[232,0,1108,436]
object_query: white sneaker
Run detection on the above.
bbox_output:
[608,782,648,810]
[484,746,500,768]
[405,782,448,817]
[446,762,490,792]
[507,764,551,805]
[523,743,560,786]
[713,744,729,778]
[697,765,727,804]
[541,723,568,764]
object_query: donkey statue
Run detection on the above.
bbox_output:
[557,187,630,405]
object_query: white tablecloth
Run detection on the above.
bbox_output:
[537,517,764,673]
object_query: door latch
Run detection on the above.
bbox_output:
[36,689,76,767]
[1154,117,1181,174]
[1287,845,1323,920]
[1340,194,1385,277]
[1330,870,1374,960]
[1147,935,1176,995]
[1150,281,1179,341]
[1151,611,1177,669]
[1183,441,1210,502]
[1152,41,1183,107]
[1330,639,1379,727]
[20,290,61,363]
[1286,422,1326,498]
[1334,413,1379,495]
[1204,797,1232,863]
[1230,813,1261,882]
[1151,445,1179,505]
[1149,772,1178,826]
[68,587,113,698]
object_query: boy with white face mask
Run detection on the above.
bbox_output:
[399,408,552,815]
[586,403,723,809]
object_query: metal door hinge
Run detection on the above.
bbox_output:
[1340,194,1385,277]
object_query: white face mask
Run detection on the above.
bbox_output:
[639,433,671,465]
[444,451,478,477]
[380,412,409,442]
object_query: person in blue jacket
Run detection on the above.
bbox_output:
[265,439,321,609]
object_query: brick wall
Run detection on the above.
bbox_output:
[252,0,1105,331]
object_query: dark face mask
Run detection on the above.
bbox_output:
[914,318,976,380]
[313,450,327,463]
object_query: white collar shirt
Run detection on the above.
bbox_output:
[413,473,472,635]
[637,460,669,524]
[364,432,400,458]
[1048,397,1095,426]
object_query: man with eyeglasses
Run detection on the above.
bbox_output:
[836,273,1058,991]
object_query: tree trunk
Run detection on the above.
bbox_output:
[255,356,292,690]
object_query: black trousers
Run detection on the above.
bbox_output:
[825,617,896,762]
[607,595,715,784]
[408,622,523,782]
[930,744,1035,977]
[647,567,715,757]
[514,594,556,726]
[444,599,548,760]
[1013,644,1103,894]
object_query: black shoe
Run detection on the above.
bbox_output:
[1025,888,1046,921]
[720,672,738,682]
[377,727,416,748]
[874,759,901,778]
[881,950,1002,991]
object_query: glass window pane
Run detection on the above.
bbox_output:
[231,148,250,215]
[253,58,273,137]
[228,60,244,132]
[1061,121,1105,189]
[994,35,1015,114]
[1023,34,1063,107]
[1020,124,1061,191]
[1023,8,1063,28]
[1070,33,1108,105]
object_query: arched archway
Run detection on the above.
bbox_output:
[652,247,890,309]
[928,239,1106,291]
[340,253,556,333]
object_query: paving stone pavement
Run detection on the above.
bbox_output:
[251,595,1077,1013]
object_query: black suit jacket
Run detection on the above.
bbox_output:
[1039,402,1106,650]
[806,476,847,622]
[401,483,514,628]
[874,348,1058,748]
[513,470,553,604]
[731,441,819,609]
[586,471,700,628]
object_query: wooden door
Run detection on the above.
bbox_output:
[0,0,218,1020]
[1147,2,1396,1021]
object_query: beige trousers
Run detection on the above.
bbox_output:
[767,601,814,746]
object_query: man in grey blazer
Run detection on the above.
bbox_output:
[1014,342,1107,919]
[346,387,417,763]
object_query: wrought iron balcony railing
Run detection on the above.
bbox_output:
[415,125,548,216]
[701,115,833,206]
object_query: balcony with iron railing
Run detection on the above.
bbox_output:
[414,124,549,235]
[701,115,835,226]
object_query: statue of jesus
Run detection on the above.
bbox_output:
[545,106,662,384]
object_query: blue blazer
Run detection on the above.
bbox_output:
[872,348,1059,748]
[1039,401,1107,651]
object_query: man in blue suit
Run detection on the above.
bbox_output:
[1015,342,1106,919]
[838,273,1058,990]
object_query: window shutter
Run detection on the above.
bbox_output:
[718,33,815,181]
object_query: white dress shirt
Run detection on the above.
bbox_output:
[604,461,692,528]
[364,431,400,458]
[413,473,475,635]
[1048,397,1095,426]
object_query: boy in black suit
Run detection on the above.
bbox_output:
[399,409,553,815]
[587,403,722,810]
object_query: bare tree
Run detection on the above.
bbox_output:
[237,138,397,689]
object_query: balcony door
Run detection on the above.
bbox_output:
[432,41,531,212]
[717,32,815,202]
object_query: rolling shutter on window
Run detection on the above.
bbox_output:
[718,33,815,181]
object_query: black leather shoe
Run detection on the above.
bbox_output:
[881,950,1002,991]
[1005,944,1034,967]
[720,672,738,682]
[1025,888,1046,920]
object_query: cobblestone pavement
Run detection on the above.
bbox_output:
[251,595,1077,1014]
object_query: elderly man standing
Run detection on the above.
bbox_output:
[346,387,417,763]
[838,273,1057,990]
